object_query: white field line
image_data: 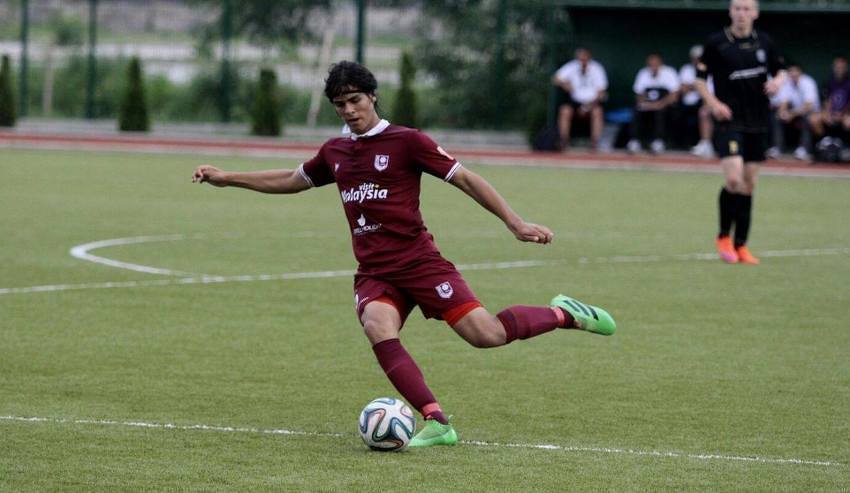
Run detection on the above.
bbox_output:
[2,247,849,296]
[0,415,841,467]
[70,234,202,276]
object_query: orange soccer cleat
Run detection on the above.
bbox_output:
[715,236,738,264]
[735,245,760,265]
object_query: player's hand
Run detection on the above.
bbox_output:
[764,78,782,96]
[192,165,227,187]
[511,222,554,244]
[710,101,733,121]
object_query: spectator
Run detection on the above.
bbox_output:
[627,53,681,154]
[810,55,850,145]
[768,62,819,160]
[680,45,716,158]
[551,48,608,150]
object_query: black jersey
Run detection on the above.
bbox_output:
[697,28,784,132]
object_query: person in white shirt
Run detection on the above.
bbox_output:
[551,48,608,150]
[627,53,681,154]
[768,62,820,160]
[680,45,716,158]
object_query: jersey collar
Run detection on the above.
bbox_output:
[342,119,391,141]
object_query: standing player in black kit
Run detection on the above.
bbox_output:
[696,0,786,264]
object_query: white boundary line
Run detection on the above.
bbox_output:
[0,415,841,467]
[69,234,202,276]
[2,247,848,296]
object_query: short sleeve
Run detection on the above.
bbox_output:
[763,32,785,76]
[680,65,696,85]
[298,143,335,188]
[665,67,681,92]
[554,62,573,82]
[633,69,647,94]
[803,77,820,106]
[595,63,609,91]
[697,37,718,80]
[409,131,462,182]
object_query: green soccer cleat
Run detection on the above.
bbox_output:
[550,294,617,336]
[408,417,458,448]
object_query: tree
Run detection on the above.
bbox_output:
[191,0,332,47]
[0,55,15,127]
[118,57,150,132]
[42,13,84,116]
[392,52,418,128]
[251,68,282,136]
[414,1,562,131]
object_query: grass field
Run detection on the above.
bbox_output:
[1,148,848,491]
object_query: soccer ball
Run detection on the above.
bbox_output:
[358,397,416,451]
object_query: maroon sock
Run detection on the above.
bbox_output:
[371,338,447,424]
[496,305,574,344]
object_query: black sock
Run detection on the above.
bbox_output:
[734,194,753,248]
[718,187,736,238]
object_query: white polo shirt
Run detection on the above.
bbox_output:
[777,74,820,112]
[633,65,681,102]
[554,60,608,104]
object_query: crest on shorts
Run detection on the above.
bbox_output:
[374,154,390,171]
[435,281,454,299]
[756,49,766,63]
[729,140,739,154]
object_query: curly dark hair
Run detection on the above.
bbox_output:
[324,61,378,102]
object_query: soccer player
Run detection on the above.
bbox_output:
[192,61,616,447]
[695,0,785,265]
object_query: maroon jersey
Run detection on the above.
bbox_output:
[298,121,462,274]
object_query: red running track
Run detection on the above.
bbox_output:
[2,130,849,178]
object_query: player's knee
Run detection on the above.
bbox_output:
[362,318,396,342]
[725,177,742,192]
[466,332,503,348]
[465,320,506,348]
[560,106,573,118]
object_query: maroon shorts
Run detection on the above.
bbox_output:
[353,256,480,325]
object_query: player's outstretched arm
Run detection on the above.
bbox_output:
[449,167,553,244]
[192,165,311,194]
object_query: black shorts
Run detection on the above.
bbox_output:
[713,124,768,163]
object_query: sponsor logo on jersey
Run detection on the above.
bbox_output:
[435,281,454,299]
[437,146,454,161]
[374,154,390,171]
[353,214,382,235]
[728,66,766,81]
[341,182,389,204]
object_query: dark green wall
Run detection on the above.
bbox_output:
[561,7,850,110]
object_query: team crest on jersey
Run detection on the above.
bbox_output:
[334,162,340,174]
[374,154,390,171]
[435,281,454,299]
[756,49,766,63]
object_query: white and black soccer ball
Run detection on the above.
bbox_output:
[358,397,416,451]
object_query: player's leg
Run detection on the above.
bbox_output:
[713,124,745,263]
[361,300,457,448]
[362,301,450,424]
[715,155,745,263]
[590,104,604,150]
[558,104,574,149]
[355,277,450,427]
[450,299,615,347]
[733,160,761,264]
